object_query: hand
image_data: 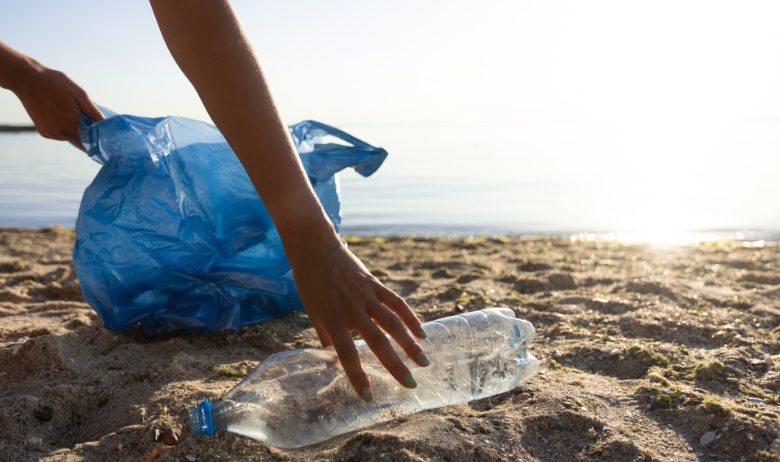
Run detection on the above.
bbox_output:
[10,60,103,149]
[291,237,430,401]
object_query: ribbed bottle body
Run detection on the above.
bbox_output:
[192,307,539,448]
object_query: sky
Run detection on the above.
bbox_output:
[2,1,780,235]
[3,0,780,126]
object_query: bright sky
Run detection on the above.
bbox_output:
[2,1,780,234]
[3,0,780,125]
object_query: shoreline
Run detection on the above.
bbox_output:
[2,225,780,244]
[0,125,35,133]
[1,227,778,461]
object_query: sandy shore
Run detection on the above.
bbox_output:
[1,227,779,461]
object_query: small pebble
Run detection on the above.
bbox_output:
[117,443,123,450]
[22,395,40,403]
[25,437,43,449]
[186,455,197,462]
[161,427,180,446]
[770,438,780,454]
[700,431,718,446]
[451,419,468,432]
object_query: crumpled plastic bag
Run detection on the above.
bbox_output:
[73,108,387,334]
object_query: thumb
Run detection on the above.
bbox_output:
[313,322,334,347]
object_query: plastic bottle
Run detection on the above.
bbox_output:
[188,307,539,448]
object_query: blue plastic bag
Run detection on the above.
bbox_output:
[73,109,387,334]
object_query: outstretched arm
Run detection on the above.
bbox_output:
[150,0,429,399]
[0,41,103,148]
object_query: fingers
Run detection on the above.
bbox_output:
[356,317,417,389]
[314,323,341,368]
[329,327,372,401]
[38,103,82,148]
[73,88,104,122]
[64,132,84,150]
[62,101,83,148]
[375,284,426,339]
[66,88,102,151]
[313,322,333,347]
[367,301,429,368]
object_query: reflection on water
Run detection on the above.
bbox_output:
[1,123,779,241]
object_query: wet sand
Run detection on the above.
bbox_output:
[1,227,778,461]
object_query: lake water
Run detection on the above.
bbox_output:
[2,123,779,241]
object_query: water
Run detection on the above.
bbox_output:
[188,307,539,448]
[2,123,780,238]
[0,133,99,228]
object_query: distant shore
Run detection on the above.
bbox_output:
[0,125,35,133]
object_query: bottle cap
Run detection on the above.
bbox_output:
[188,400,215,437]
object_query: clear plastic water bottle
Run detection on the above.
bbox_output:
[188,307,539,448]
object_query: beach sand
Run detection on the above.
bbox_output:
[1,227,779,461]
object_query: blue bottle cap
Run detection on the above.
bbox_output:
[188,400,215,437]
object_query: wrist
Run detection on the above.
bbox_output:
[277,210,342,267]
[0,50,43,94]
[258,178,343,266]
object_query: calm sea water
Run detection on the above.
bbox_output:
[1,123,779,240]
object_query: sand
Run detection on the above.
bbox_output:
[1,227,779,461]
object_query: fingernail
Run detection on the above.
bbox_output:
[415,327,427,339]
[361,387,373,402]
[416,352,431,367]
[403,373,418,388]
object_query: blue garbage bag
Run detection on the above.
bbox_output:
[73,109,387,334]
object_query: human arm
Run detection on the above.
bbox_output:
[0,41,103,148]
[149,0,429,400]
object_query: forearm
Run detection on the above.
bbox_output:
[151,1,427,395]
[150,0,340,262]
[0,41,40,92]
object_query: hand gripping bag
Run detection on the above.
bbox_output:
[73,109,387,334]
